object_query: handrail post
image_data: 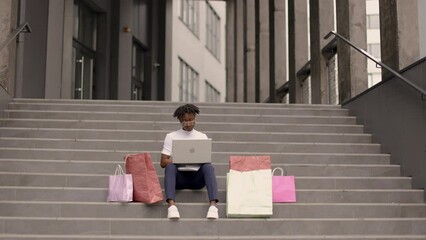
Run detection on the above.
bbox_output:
[324,31,426,97]
[0,22,32,53]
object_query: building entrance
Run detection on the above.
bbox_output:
[73,48,94,99]
[72,0,97,99]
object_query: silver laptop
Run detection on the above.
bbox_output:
[172,139,212,164]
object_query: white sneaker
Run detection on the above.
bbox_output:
[167,205,180,219]
[206,206,219,219]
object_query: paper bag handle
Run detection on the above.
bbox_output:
[272,167,287,176]
[114,164,126,175]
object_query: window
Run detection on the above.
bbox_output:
[133,0,149,44]
[180,0,199,36]
[205,80,220,102]
[73,0,97,50]
[131,42,146,100]
[328,55,339,105]
[367,43,381,58]
[368,73,382,87]
[179,58,199,102]
[73,0,97,100]
[301,77,312,104]
[367,14,380,29]
[206,1,220,59]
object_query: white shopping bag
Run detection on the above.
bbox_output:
[226,169,273,217]
[107,164,133,202]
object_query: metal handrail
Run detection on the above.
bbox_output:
[0,22,32,53]
[324,30,426,97]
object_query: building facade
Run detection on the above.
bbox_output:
[1,0,425,105]
[0,0,226,103]
[226,0,425,104]
[366,0,382,87]
[166,0,226,102]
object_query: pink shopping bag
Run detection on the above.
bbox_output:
[272,167,296,203]
[229,155,271,172]
[107,164,133,202]
[125,153,163,203]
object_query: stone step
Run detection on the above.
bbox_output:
[1,217,425,235]
[0,119,365,133]
[0,187,423,203]
[1,234,426,240]
[0,99,424,239]
[0,149,391,164]
[0,128,372,143]
[0,172,411,189]
[3,110,357,125]
[0,138,382,154]
[0,159,401,176]
[1,202,425,219]
[7,102,350,116]
[10,99,342,109]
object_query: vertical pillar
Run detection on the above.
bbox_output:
[309,0,334,104]
[151,0,166,100]
[419,0,426,58]
[45,0,65,99]
[61,0,74,99]
[117,0,133,100]
[274,0,286,100]
[13,0,26,98]
[255,0,260,102]
[225,0,235,102]
[259,0,270,102]
[246,0,256,102]
[268,0,276,103]
[0,0,13,95]
[21,0,48,98]
[235,0,244,102]
[379,0,419,79]
[336,0,367,103]
[288,0,308,103]
[164,0,174,100]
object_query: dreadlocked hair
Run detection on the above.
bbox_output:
[173,104,200,119]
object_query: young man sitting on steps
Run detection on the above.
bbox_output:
[160,104,219,220]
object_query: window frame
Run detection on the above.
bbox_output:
[179,0,199,36]
[205,1,221,59]
[179,58,199,102]
[205,80,221,102]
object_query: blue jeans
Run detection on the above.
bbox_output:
[164,163,219,203]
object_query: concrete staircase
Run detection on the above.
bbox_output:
[0,98,425,239]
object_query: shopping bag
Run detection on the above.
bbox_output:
[229,155,271,172]
[125,153,163,203]
[272,167,296,203]
[107,164,133,202]
[226,169,273,217]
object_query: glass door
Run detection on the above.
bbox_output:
[131,41,147,100]
[73,49,94,99]
[73,0,97,99]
